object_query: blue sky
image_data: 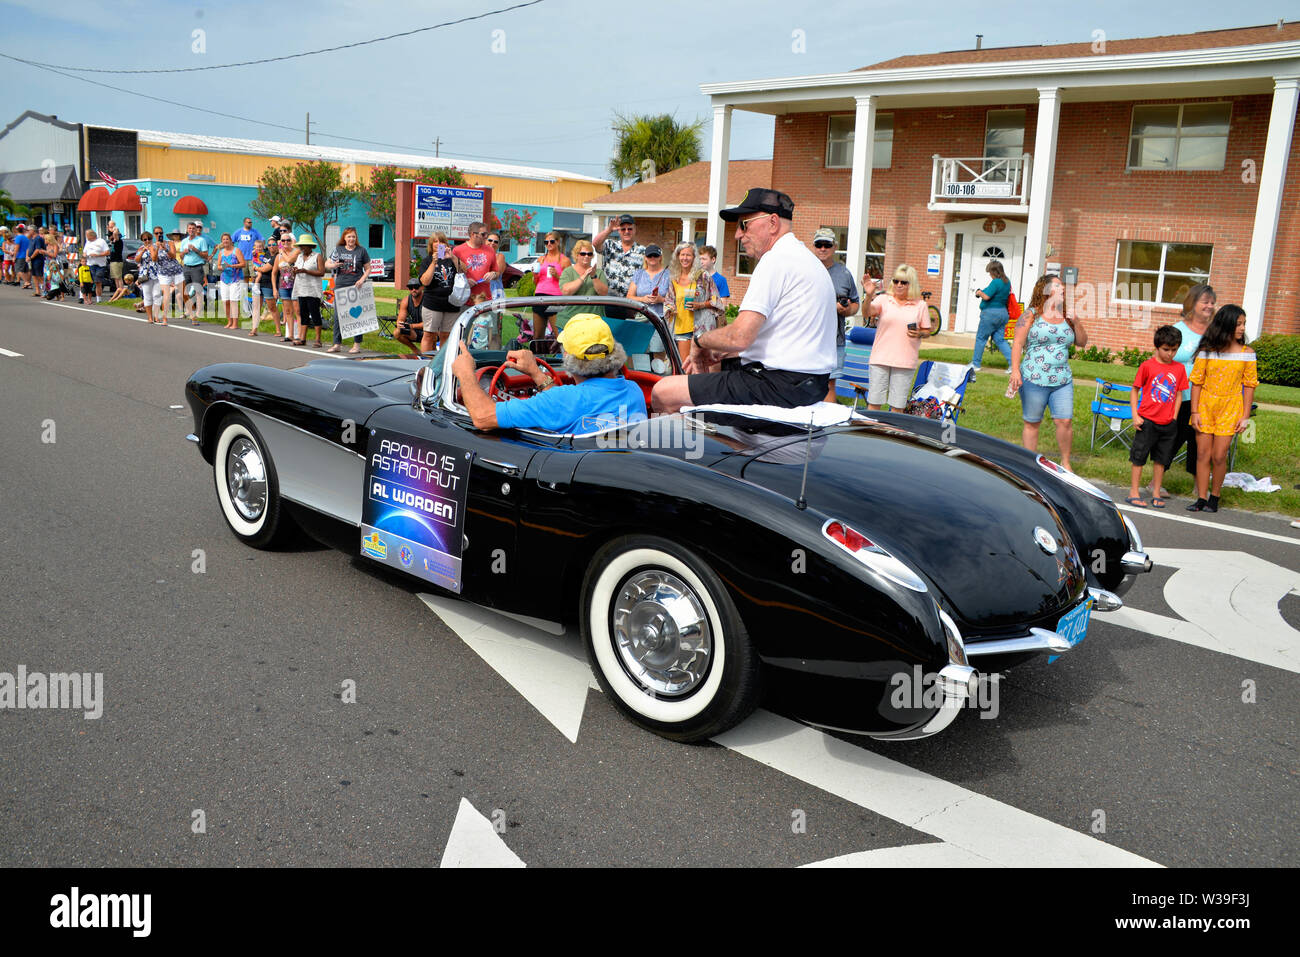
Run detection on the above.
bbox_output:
[2,0,1285,180]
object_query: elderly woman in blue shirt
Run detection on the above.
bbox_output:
[970,259,1012,379]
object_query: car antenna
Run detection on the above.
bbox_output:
[795,412,815,510]
[850,382,866,417]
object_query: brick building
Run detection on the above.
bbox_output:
[693,22,1300,347]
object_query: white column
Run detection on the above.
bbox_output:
[705,103,733,250]
[845,95,876,309]
[1022,87,1060,300]
[681,217,695,244]
[1242,76,1300,340]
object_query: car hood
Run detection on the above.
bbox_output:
[291,357,421,388]
[726,422,1086,631]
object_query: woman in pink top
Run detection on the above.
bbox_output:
[862,264,934,410]
[530,231,570,340]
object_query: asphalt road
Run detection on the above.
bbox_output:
[0,287,1295,867]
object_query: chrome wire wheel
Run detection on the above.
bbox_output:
[226,436,268,522]
[612,570,712,696]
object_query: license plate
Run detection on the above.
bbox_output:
[1050,597,1093,662]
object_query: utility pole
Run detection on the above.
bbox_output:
[432,138,441,157]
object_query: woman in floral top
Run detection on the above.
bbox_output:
[1009,274,1088,471]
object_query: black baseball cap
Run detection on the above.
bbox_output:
[617,214,635,225]
[719,188,795,222]
[406,278,421,289]
[644,244,663,257]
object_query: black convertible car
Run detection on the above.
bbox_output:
[185,296,1151,742]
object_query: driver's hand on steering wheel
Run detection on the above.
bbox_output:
[503,348,540,377]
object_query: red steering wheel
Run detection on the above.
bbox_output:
[483,357,563,401]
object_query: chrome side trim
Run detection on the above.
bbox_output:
[966,628,1072,658]
[244,409,366,526]
[1088,587,1123,612]
[938,607,968,666]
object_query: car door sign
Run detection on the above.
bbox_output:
[361,429,471,593]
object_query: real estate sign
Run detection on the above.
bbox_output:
[413,184,487,240]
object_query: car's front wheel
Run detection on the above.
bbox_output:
[581,535,760,742]
[212,412,295,548]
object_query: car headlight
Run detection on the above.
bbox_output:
[822,519,927,593]
[1036,454,1112,502]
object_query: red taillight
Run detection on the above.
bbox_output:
[825,521,874,552]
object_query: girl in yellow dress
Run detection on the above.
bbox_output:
[1187,305,1256,513]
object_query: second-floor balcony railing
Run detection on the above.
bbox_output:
[930,154,1031,207]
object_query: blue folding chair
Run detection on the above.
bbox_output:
[1090,378,1134,451]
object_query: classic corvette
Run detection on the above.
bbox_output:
[185,296,1152,742]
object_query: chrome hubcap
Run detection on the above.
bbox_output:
[226,436,267,521]
[612,570,711,696]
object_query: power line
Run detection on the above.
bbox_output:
[7,56,609,173]
[1,1,546,74]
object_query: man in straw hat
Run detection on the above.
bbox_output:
[452,313,647,434]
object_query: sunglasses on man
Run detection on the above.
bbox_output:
[737,212,774,232]
[813,241,834,249]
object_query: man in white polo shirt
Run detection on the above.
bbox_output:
[651,188,837,412]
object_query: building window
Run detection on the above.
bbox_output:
[737,247,757,278]
[367,224,384,248]
[984,109,1025,182]
[1128,103,1230,171]
[820,225,887,278]
[1113,240,1213,305]
[825,114,893,169]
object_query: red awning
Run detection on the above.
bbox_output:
[173,195,208,216]
[105,185,142,212]
[77,186,111,211]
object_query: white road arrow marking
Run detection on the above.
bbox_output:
[801,842,993,867]
[717,711,1160,868]
[1108,548,1300,673]
[0,347,23,357]
[423,593,1161,867]
[419,594,597,743]
[439,797,525,868]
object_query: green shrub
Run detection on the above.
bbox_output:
[515,271,537,297]
[1119,346,1153,367]
[724,303,739,321]
[1253,334,1300,387]
[1077,345,1113,363]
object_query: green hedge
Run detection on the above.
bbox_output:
[1253,334,1300,387]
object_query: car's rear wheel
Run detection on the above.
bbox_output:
[212,412,294,548]
[581,535,760,742]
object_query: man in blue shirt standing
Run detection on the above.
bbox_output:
[178,221,213,323]
[452,313,647,433]
[13,224,31,288]
[232,217,262,274]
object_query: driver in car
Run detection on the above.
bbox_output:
[452,313,648,434]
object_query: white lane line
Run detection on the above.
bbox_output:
[801,842,994,868]
[1117,502,1300,546]
[40,300,315,354]
[439,798,525,868]
[0,347,22,357]
[715,711,1161,868]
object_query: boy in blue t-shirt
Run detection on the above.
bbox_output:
[1127,324,1189,508]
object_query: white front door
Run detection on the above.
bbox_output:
[942,218,1026,333]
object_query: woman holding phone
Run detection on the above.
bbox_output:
[418,231,464,353]
[862,263,933,410]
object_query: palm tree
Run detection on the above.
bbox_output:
[1,188,31,221]
[609,113,704,187]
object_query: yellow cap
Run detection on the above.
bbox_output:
[558,314,616,359]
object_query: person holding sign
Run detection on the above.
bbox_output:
[326,226,370,354]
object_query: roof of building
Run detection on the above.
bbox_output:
[588,160,773,207]
[0,165,80,202]
[115,127,610,185]
[859,20,1300,71]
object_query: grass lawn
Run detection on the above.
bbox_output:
[915,343,1300,516]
